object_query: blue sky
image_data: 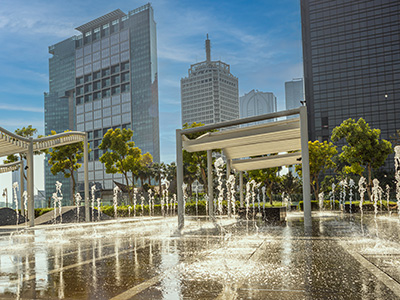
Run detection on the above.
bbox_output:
[0,0,303,193]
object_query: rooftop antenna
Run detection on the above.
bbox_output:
[205,34,211,62]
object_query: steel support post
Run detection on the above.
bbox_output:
[300,105,312,228]
[226,157,231,217]
[207,150,214,218]
[176,130,184,230]
[84,133,89,222]
[239,171,244,207]
[27,138,34,227]
[20,160,25,217]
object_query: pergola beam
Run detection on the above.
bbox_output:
[0,126,89,227]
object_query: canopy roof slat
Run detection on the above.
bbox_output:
[224,137,301,160]
[0,126,86,157]
[0,161,21,174]
[231,152,302,172]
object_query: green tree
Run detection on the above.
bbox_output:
[279,172,302,200]
[331,118,392,199]
[150,162,165,198]
[248,165,282,206]
[296,140,337,200]
[99,128,150,204]
[45,130,88,204]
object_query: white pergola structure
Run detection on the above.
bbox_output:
[176,106,311,230]
[0,127,89,226]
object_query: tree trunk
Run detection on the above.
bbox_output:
[201,167,208,194]
[71,170,76,205]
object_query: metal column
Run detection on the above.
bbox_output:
[176,130,184,230]
[207,150,214,218]
[300,106,312,228]
[84,133,89,222]
[239,171,243,207]
[226,158,231,217]
[19,160,25,217]
[27,138,34,227]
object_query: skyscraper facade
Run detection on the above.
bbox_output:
[285,78,304,111]
[44,4,160,202]
[301,0,400,147]
[181,36,239,126]
[239,89,277,122]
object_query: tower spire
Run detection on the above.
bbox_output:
[205,34,211,62]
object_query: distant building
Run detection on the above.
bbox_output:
[44,4,160,203]
[239,89,277,122]
[285,79,303,111]
[181,35,239,126]
[301,0,400,146]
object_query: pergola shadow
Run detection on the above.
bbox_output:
[176,106,311,230]
[0,127,90,226]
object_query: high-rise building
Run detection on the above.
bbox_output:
[285,78,304,111]
[44,4,160,203]
[239,89,277,123]
[181,35,239,126]
[301,0,400,150]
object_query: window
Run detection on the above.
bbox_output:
[84,74,92,83]
[111,65,120,74]
[93,71,101,80]
[111,75,120,85]
[76,77,83,85]
[102,68,110,77]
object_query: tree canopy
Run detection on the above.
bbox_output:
[99,128,152,204]
[331,118,392,199]
[248,161,281,205]
[46,130,87,203]
[296,140,337,200]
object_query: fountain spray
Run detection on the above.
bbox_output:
[182,183,188,216]
[348,179,355,214]
[358,177,367,215]
[386,184,391,214]
[372,178,383,217]
[75,193,82,222]
[395,145,400,219]
[148,189,153,217]
[22,191,27,220]
[91,185,96,222]
[330,183,336,210]
[133,188,137,217]
[194,184,199,217]
[318,192,324,211]
[214,157,225,215]
[245,181,251,219]
[97,198,101,221]
[164,180,170,216]
[227,174,236,216]
[113,186,120,219]
[262,186,266,212]
[12,182,19,225]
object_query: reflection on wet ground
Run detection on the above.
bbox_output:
[1,212,400,299]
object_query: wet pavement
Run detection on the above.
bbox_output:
[1,211,400,299]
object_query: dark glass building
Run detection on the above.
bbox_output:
[44,4,160,203]
[301,0,400,168]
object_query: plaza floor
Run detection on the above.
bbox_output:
[1,211,400,299]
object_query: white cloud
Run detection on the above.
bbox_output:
[0,104,43,113]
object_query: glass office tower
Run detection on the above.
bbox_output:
[301,0,400,152]
[45,4,160,203]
